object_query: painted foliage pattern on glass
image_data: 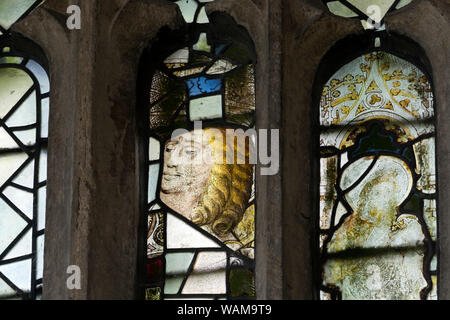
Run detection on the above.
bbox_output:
[319,52,437,300]
[143,0,256,300]
[0,43,49,299]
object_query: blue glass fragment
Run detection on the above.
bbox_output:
[185,77,222,96]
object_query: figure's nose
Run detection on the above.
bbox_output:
[165,149,180,168]
[166,155,176,168]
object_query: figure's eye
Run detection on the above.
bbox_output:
[184,147,199,156]
[165,144,176,152]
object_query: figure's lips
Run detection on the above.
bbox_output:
[163,173,181,181]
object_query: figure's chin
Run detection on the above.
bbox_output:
[160,191,184,210]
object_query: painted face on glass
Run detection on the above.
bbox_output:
[160,131,213,195]
[323,155,427,299]
[159,128,254,242]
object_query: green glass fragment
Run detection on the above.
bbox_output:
[145,287,161,300]
[229,269,255,297]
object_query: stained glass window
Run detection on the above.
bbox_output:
[0,36,49,300]
[140,0,256,300]
[319,51,437,300]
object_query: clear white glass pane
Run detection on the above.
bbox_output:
[182,251,227,294]
[166,252,195,276]
[164,278,184,295]
[0,68,33,118]
[36,234,44,279]
[12,159,34,189]
[0,127,20,150]
[0,153,28,187]
[0,278,16,299]
[3,186,33,219]
[0,198,28,254]
[196,6,209,23]
[431,254,437,272]
[12,129,36,147]
[189,95,222,121]
[148,163,159,203]
[334,202,347,227]
[4,228,32,260]
[149,137,160,161]
[39,148,47,183]
[175,0,198,23]
[0,259,31,293]
[37,186,46,231]
[149,203,161,211]
[327,1,358,17]
[40,97,49,138]
[166,212,220,249]
[5,91,36,127]
[340,151,348,168]
[396,0,414,9]
[25,60,49,94]
[164,251,195,294]
[347,0,395,23]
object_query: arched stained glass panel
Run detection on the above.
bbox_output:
[319,51,437,300]
[140,1,256,300]
[0,39,49,300]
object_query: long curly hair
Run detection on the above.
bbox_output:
[190,128,254,236]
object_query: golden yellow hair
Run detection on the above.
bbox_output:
[191,128,254,236]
